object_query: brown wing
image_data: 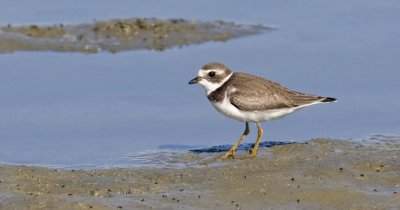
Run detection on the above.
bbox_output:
[228,73,324,111]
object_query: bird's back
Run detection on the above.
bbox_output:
[221,72,329,112]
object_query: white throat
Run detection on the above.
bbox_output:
[198,72,233,95]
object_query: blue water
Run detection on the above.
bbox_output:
[0,0,399,168]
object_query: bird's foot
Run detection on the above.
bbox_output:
[222,150,235,159]
[248,154,257,159]
[247,149,257,159]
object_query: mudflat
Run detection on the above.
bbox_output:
[0,18,267,53]
[0,139,399,210]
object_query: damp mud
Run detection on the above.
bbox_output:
[0,18,268,53]
[0,138,399,209]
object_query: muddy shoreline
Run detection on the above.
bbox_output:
[0,139,398,209]
[0,18,268,53]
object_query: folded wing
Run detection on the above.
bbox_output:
[228,73,326,111]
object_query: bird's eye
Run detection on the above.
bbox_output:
[208,71,216,77]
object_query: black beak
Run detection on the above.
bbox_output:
[188,77,199,84]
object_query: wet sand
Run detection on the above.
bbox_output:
[0,139,399,210]
[0,18,268,53]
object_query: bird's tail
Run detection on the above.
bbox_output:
[321,97,337,103]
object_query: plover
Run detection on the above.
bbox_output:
[188,62,336,158]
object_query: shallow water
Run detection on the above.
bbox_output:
[0,0,399,168]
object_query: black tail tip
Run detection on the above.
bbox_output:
[321,97,337,103]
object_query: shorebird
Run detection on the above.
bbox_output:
[188,62,336,158]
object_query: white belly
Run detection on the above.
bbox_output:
[211,96,317,122]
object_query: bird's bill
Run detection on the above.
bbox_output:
[188,77,200,84]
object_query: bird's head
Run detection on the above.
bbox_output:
[188,62,233,95]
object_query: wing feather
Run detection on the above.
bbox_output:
[228,73,323,111]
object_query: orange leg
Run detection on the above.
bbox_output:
[249,122,263,158]
[222,122,249,159]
